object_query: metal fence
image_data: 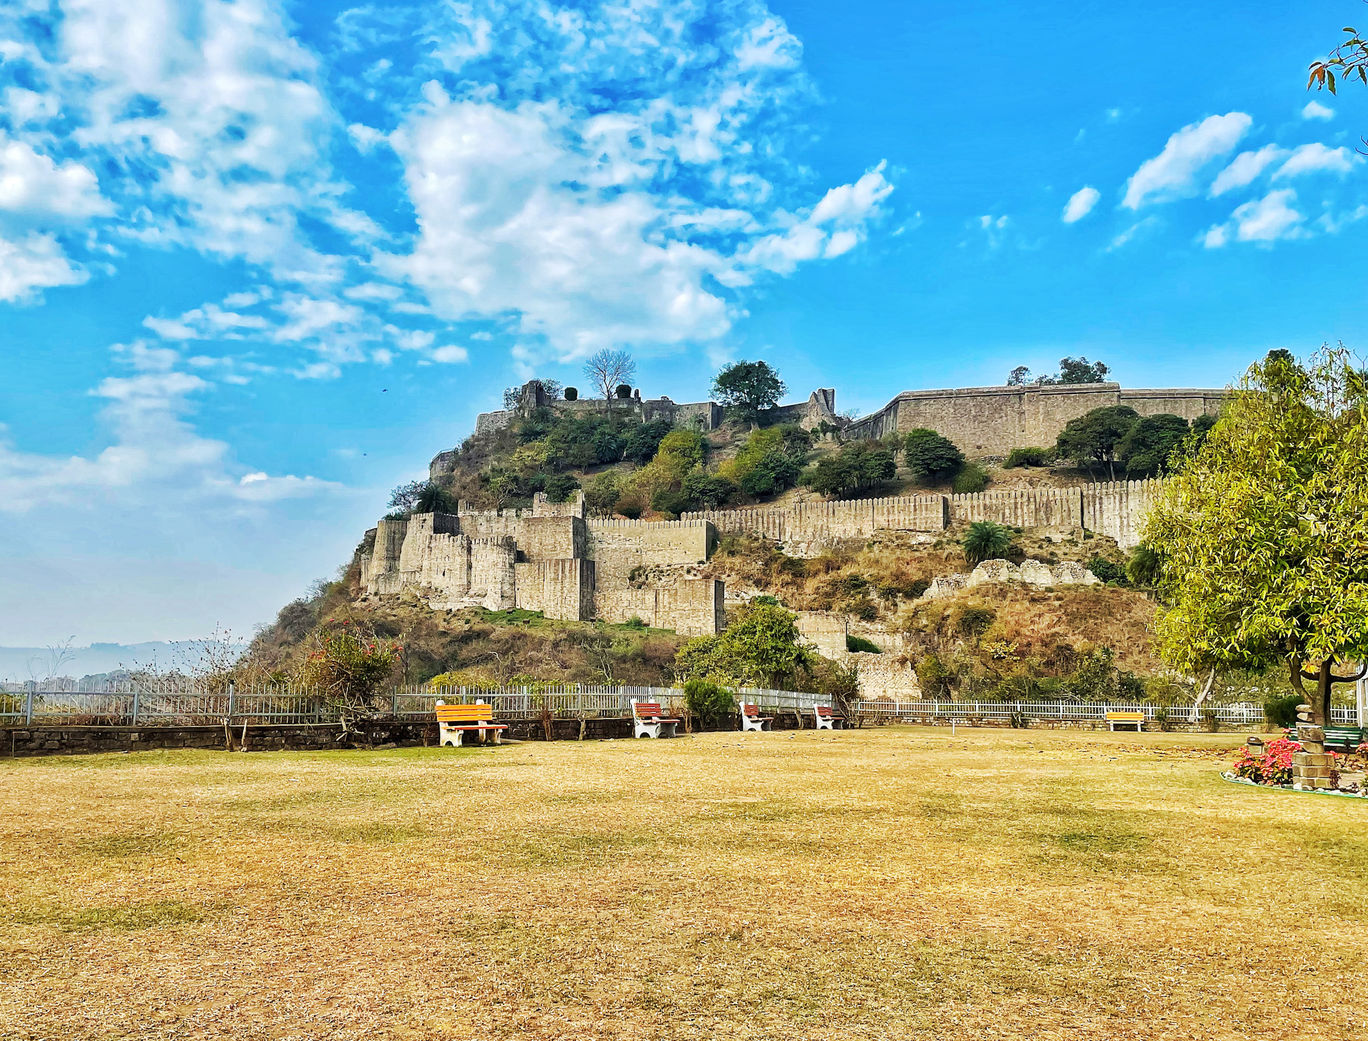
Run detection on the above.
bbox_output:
[855,700,1361,726]
[0,683,835,727]
[1,686,1360,729]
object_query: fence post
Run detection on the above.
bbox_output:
[227,682,235,725]
[131,688,140,727]
[392,687,399,718]
[24,690,33,725]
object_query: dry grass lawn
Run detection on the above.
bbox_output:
[2,727,1366,1040]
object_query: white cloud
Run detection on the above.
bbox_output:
[1209,145,1287,197]
[1107,217,1159,252]
[1123,112,1252,209]
[0,232,87,302]
[1302,100,1334,121]
[1061,186,1100,223]
[1203,189,1305,248]
[0,362,338,514]
[1273,142,1358,180]
[430,345,470,363]
[0,136,111,225]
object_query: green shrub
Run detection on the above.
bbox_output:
[904,428,965,483]
[1263,692,1302,728]
[951,462,990,493]
[683,678,736,730]
[962,521,1014,566]
[1086,554,1126,585]
[1003,447,1052,468]
[916,652,954,698]
[543,473,579,502]
[1125,544,1161,588]
[846,635,881,654]
[952,604,995,638]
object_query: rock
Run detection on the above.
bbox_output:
[1018,559,1055,586]
[967,559,1019,587]
[1050,561,1101,586]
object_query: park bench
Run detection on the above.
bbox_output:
[1323,726,1366,753]
[1105,710,1145,732]
[738,702,773,732]
[812,704,844,730]
[631,700,680,739]
[435,701,508,747]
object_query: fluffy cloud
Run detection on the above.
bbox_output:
[1273,142,1358,180]
[0,233,87,302]
[1203,189,1305,248]
[1061,186,1100,223]
[0,352,338,513]
[1123,112,1251,209]
[379,1,892,359]
[1301,100,1334,121]
[0,136,111,225]
[1208,145,1287,197]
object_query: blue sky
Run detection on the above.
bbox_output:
[0,0,1364,647]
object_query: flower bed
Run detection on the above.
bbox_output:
[1224,734,1367,796]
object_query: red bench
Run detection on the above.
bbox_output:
[632,701,680,738]
[738,702,773,732]
[813,704,845,730]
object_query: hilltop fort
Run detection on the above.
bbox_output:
[366,376,1221,646]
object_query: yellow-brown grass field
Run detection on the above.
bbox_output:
[3,728,1366,1040]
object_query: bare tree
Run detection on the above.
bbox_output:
[583,349,636,401]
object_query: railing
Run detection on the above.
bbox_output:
[0,684,836,728]
[2,688,1359,729]
[856,700,1362,726]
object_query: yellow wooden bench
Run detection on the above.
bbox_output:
[435,701,508,747]
[1104,710,1145,732]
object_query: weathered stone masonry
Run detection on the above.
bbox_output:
[360,479,1165,640]
[361,493,724,635]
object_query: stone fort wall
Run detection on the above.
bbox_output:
[844,383,1223,457]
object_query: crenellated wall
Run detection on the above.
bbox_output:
[682,494,948,545]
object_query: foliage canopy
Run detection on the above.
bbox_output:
[1145,346,1368,724]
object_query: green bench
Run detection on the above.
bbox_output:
[1323,726,1366,754]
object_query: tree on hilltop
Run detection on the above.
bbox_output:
[1056,405,1139,480]
[1144,345,1368,726]
[712,360,786,426]
[1007,357,1111,386]
[583,349,636,402]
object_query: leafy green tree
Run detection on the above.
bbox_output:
[799,441,896,498]
[622,419,674,463]
[414,482,460,513]
[1144,346,1368,725]
[680,469,737,510]
[1056,405,1139,480]
[388,479,427,513]
[582,471,621,515]
[712,360,786,425]
[1116,413,1191,478]
[1056,356,1110,384]
[1125,544,1161,588]
[543,473,579,502]
[674,602,812,688]
[962,521,1014,566]
[903,428,965,484]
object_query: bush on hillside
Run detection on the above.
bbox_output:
[846,634,881,653]
[1116,412,1191,478]
[680,469,736,510]
[622,419,674,463]
[1125,544,1161,588]
[951,462,991,493]
[1003,447,1053,468]
[962,521,1014,566]
[904,428,965,484]
[799,441,897,498]
[1086,554,1126,585]
[583,471,622,515]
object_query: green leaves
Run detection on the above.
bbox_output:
[1145,345,1368,709]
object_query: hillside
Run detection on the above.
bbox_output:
[242,374,1213,703]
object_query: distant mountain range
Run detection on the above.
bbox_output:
[0,642,181,683]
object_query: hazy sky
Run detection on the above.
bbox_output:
[1,1,1364,644]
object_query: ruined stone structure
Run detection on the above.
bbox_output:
[360,493,724,635]
[684,479,1163,550]
[844,382,1223,457]
[359,478,1166,638]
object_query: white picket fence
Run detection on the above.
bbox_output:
[2,686,1360,728]
[857,700,1361,725]
[0,683,834,727]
